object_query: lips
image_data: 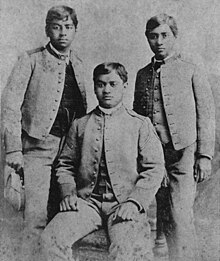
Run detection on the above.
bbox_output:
[58,39,68,42]
[103,96,113,100]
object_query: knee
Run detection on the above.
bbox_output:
[41,229,53,250]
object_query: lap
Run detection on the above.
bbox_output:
[43,198,102,246]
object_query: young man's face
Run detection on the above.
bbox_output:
[147,24,176,60]
[94,70,127,109]
[47,16,76,53]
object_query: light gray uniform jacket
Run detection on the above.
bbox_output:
[134,55,215,157]
[56,106,165,211]
[2,43,87,153]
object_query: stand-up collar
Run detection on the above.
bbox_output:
[95,103,125,116]
[151,52,181,67]
[46,43,70,64]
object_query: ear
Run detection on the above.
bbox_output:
[94,85,97,94]
[45,25,50,38]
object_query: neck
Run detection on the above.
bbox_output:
[99,103,122,114]
[50,43,70,55]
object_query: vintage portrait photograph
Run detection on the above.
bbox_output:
[0,0,219,260]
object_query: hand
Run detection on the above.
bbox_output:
[6,151,24,172]
[113,201,139,221]
[194,157,212,183]
[60,195,78,212]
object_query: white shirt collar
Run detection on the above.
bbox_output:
[98,102,123,115]
[49,43,70,64]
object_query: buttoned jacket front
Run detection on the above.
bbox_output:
[133,55,215,157]
[56,106,165,211]
[3,43,87,153]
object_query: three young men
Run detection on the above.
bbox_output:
[41,62,165,261]
[133,13,215,261]
[3,6,215,261]
[3,5,86,260]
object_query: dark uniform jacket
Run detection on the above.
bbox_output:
[55,105,165,211]
[133,54,215,157]
[3,43,87,154]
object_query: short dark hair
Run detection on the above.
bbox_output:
[145,13,178,38]
[93,63,128,83]
[45,5,78,35]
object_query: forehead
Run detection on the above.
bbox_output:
[149,24,173,35]
[50,15,73,25]
[96,70,122,82]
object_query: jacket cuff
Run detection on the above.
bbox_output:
[197,154,212,160]
[4,132,22,154]
[127,198,144,212]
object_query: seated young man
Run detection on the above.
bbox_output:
[41,62,165,261]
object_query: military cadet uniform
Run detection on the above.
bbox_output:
[133,54,215,261]
[3,43,87,260]
[41,105,165,261]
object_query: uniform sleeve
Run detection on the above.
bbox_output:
[133,71,142,115]
[192,64,215,158]
[55,119,80,198]
[128,118,165,211]
[2,52,32,153]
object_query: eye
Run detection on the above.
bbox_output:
[149,34,158,40]
[95,82,105,88]
[66,25,74,30]
[51,24,60,30]
[162,33,168,39]
[110,82,117,88]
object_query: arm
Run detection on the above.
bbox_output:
[192,64,215,182]
[55,119,81,211]
[114,118,165,220]
[3,53,32,171]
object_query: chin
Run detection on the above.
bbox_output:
[101,103,113,108]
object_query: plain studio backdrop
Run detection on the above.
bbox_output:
[0,0,220,260]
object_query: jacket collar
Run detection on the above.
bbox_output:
[46,43,71,62]
[94,104,125,117]
[151,52,181,67]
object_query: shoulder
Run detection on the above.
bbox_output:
[136,63,152,76]
[26,46,46,56]
[16,46,46,64]
[125,108,151,124]
[73,109,94,127]
[70,49,83,64]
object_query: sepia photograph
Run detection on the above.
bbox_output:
[0,0,219,260]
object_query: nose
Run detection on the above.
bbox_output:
[157,35,163,45]
[103,83,111,93]
[60,26,67,36]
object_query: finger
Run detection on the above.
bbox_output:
[116,206,125,218]
[64,197,72,211]
[198,171,205,183]
[113,207,120,220]
[60,201,65,212]
[69,196,77,211]
[194,168,200,182]
[122,209,133,221]
[121,208,129,220]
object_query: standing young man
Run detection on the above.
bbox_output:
[2,5,87,260]
[41,62,165,261]
[133,13,215,261]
